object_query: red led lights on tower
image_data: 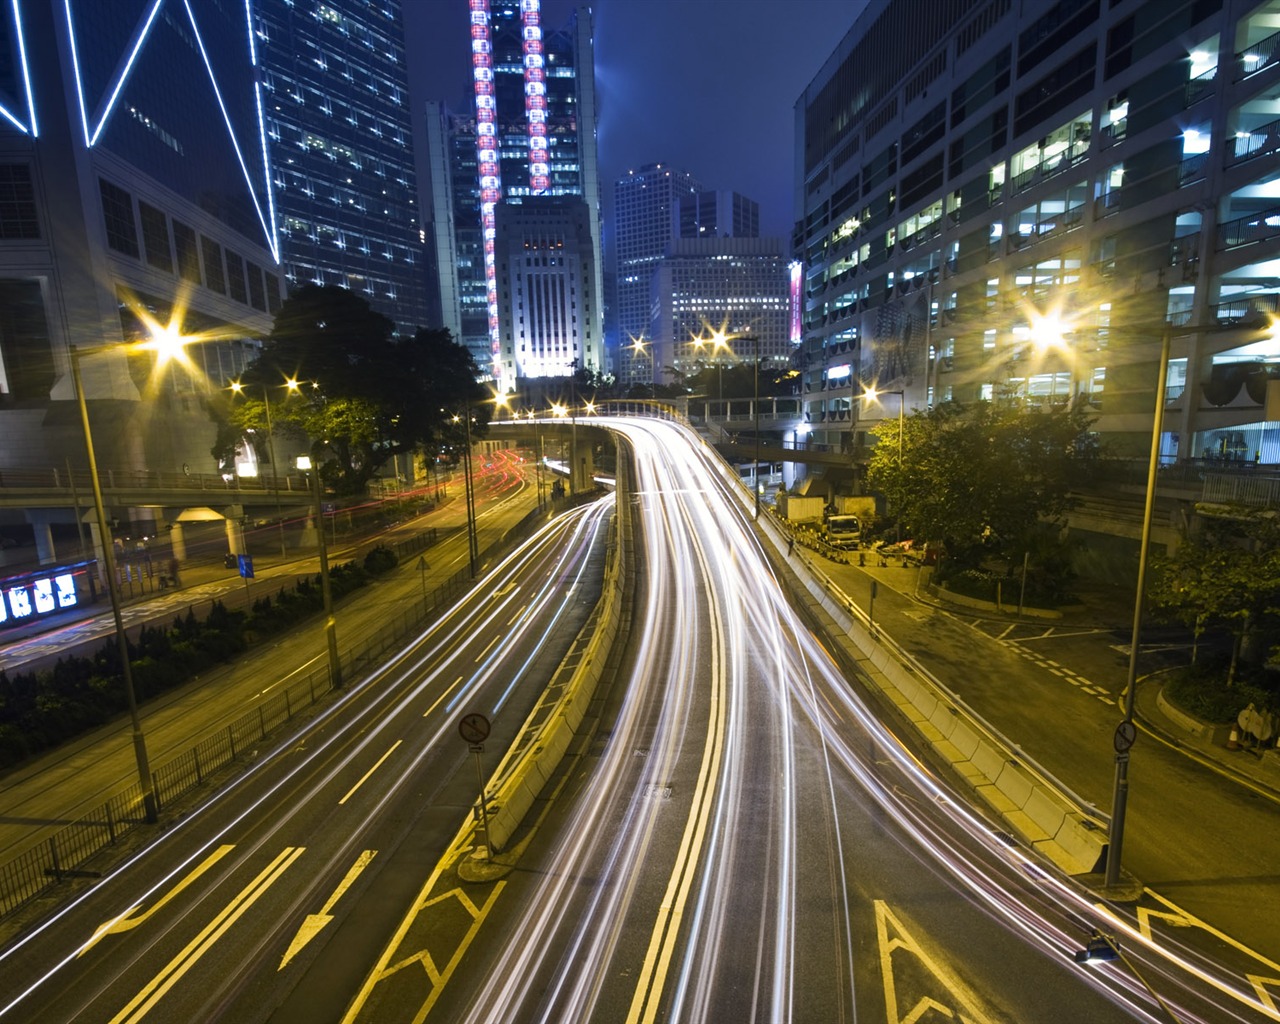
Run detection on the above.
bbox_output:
[521,0,548,194]
[469,0,502,377]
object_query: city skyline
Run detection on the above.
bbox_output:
[404,0,866,243]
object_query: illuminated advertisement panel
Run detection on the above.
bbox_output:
[0,561,91,631]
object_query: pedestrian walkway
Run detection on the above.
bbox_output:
[785,522,1280,803]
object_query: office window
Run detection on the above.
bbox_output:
[226,249,247,303]
[246,261,266,310]
[201,236,225,294]
[138,203,172,272]
[173,221,201,284]
[99,179,139,257]
[0,165,39,239]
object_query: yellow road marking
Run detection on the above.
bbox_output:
[875,900,996,1024]
[341,873,505,1024]
[626,565,728,1024]
[339,741,402,806]
[423,677,465,717]
[474,635,500,662]
[81,845,235,955]
[110,846,304,1023]
[279,850,377,969]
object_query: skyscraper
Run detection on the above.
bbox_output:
[496,197,601,380]
[677,189,761,241]
[255,0,428,337]
[613,163,702,386]
[428,1,603,390]
[650,237,791,390]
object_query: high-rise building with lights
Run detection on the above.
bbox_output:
[796,0,1280,478]
[677,189,761,240]
[255,0,427,337]
[428,0,603,390]
[649,237,791,389]
[613,163,703,386]
[495,196,600,380]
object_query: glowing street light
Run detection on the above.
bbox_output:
[859,385,905,544]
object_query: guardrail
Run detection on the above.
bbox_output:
[766,512,1110,876]
[0,508,542,919]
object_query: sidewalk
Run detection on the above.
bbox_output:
[795,530,1280,803]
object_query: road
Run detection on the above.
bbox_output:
[0,489,612,1023]
[2,418,1275,1022]
[344,417,1182,1023]
[0,450,538,871]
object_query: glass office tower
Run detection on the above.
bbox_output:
[256,0,428,337]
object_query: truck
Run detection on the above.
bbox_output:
[823,513,862,550]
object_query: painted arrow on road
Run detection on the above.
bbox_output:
[279,850,376,970]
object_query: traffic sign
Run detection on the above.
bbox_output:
[1113,720,1137,753]
[458,712,490,744]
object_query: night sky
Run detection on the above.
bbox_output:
[403,0,867,242]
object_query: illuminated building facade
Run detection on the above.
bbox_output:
[613,163,703,387]
[495,197,601,381]
[649,237,792,391]
[797,0,1280,469]
[0,0,280,570]
[429,0,602,388]
[255,0,427,337]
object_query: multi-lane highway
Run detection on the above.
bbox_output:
[1,414,1274,1022]
[347,416,1228,1023]
[0,488,611,1022]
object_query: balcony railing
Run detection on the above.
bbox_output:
[1237,28,1280,80]
[1217,205,1280,250]
[1178,151,1209,185]
[1185,65,1218,105]
[1229,115,1280,166]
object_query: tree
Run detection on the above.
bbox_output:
[216,286,488,494]
[866,398,1097,568]
[1150,514,1280,685]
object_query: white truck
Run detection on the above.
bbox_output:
[823,513,862,550]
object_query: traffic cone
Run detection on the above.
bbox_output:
[1227,726,1241,750]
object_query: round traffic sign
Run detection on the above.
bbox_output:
[458,712,490,745]
[1113,720,1137,753]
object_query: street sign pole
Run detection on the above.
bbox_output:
[458,713,492,862]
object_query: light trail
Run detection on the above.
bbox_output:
[0,494,611,1022]
[451,414,1271,1024]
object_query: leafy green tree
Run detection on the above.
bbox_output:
[866,398,1097,567]
[214,286,487,494]
[1150,515,1280,685]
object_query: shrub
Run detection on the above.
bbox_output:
[363,545,398,575]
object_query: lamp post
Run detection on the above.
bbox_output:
[1024,312,1266,889]
[230,379,288,559]
[70,345,157,822]
[452,408,480,577]
[296,454,341,688]
[1105,323,1172,890]
[860,386,905,544]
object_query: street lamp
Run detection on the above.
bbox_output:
[628,334,653,394]
[70,344,157,822]
[229,378,289,559]
[1025,310,1276,890]
[860,385,905,544]
[295,454,341,688]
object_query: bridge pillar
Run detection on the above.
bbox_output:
[169,521,187,562]
[571,444,595,494]
[224,517,246,556]
[29,516,57,565]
